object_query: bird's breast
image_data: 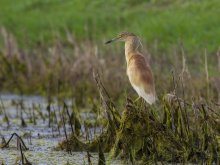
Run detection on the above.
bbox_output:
[126,55,155,94]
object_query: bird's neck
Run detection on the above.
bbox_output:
[125,37,141,63]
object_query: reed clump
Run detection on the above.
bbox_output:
[58,75,220,164]
[1,28,220,105]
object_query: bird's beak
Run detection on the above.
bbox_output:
[105,37,120,44]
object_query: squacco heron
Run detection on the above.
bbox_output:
[105,32,157,104]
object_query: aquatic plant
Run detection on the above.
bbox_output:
[58,73,220,164]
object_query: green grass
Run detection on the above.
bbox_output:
[0,0,220,54]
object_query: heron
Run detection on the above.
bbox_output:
[105,32,157,105]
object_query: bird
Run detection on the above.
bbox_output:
[105,32,157,105]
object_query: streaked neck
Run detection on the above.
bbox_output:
[125,37,140,63]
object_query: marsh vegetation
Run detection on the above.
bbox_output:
[0,0,220,164]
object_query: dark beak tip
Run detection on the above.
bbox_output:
[105,40,112,44]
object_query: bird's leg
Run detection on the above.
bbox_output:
[134,96,141,103]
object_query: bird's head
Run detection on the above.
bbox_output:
[105,32,136,44]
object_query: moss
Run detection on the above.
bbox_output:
[58,93,220,164]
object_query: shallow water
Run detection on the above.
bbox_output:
[0,94,121,165]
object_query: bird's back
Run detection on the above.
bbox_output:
[127,54,156,104]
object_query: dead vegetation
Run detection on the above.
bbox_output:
[57,73,220,164]
[1,133,32,165]
[1,27,219,103]
[0,28,220,164]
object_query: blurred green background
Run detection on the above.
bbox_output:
[0,0,220,53]
[0,0,219,101]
